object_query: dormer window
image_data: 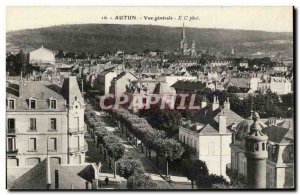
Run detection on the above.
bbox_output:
[50,100,56,109]
[7,98,15,110]
[29,98,37,109]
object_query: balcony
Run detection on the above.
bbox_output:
[68,143,88,153]
[68,127,86,135]
[7,128,17,135]
[7,149,18,156]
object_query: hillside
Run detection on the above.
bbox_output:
[6,24,293,54]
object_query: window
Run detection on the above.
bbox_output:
[50,118,57,130]
[50,100,56,109]
[254,143,259,151]
[8,99,15,109]
[7,137,16,151]
[30,99,36,109]
[29,118,36,131]
[7,118,15,130]
[29,138,37,151]
[262,143,265,151]
[49,138,57,151]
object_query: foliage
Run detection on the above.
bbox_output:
[181,144,197,160]
[127,173,157,189]
[6,50,27,76]
[106,142,125,161]
[182,160,233,188]
[191,160,209,184]
[200,88,292,119]
[146,108,182,137]
[117,158,145,179]
[102,134,120,145]
[7,24,292,54]
[56,50,65,58]
[163,139,184,162]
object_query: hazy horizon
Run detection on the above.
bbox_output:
[6,22,294,34]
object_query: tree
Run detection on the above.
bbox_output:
[191,160,209,188]
[65,52,76,59]
[281,93,294,108]
[7,50,27,75]
[227,86,239,93]
[107,142,125,178]
[127,173,157,189]
[16,50,27,73]
[141,104,182,137]
[117,158,144,179]
[56,50,65,58]
[156,139,184,179]
[78,52,88,59]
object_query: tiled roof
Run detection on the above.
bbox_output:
[262,119,294,144]
[235,118,294,144]
[213,108,244,125]
[153,82,176,95]
[171,80,206,91]
[186,104,244,134]
[7,81,64,100]
[6,80,67,111]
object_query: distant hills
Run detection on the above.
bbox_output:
[6,24,293,54]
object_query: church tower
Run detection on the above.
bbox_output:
[244,112,268,189]
[191,40,196,56]
[180,23,188,55]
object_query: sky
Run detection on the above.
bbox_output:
[6,6,293,32]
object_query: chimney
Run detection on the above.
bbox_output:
[268,117,276,126]
[219,110,227,134]
[201,96,207,108]
[224,97,230,110]
[212,95,219,111]
[19,71,24,97]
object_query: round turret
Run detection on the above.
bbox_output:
[244,112,268,159]
[244,112,268,189]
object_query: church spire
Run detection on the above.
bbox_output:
[182,22,186,43]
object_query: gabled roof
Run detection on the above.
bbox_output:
[186,104,244,135]
[153,82,175,95]
[262,119,294,144]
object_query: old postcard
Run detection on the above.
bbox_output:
[6,6,294,190]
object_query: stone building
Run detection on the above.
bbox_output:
[229,114,294,188]
[6,76,86,170]
[178,97,244,180]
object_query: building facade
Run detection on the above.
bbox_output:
[7,76,86,169]
[178,97,244,180]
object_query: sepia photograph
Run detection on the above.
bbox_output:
[5,6,294,190]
